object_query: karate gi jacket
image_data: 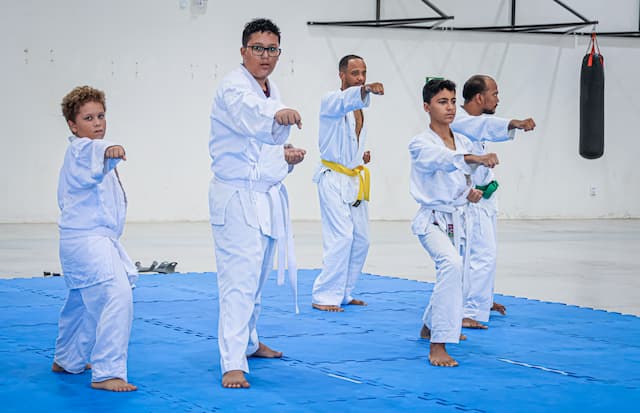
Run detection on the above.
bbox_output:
[57,136,137,289]
[208,64,296,293]
[409,127,474,249]
[313,85,371,203]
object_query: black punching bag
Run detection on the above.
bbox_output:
[579,33,605,159]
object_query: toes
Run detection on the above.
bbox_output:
[429,355,459,367]
[492,303,507,315]
[312,304,343,312]
[462,318,488,329]
[431,359,458,367]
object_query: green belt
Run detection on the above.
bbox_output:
[475,180,499,199]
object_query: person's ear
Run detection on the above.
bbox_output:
[423,102,430,113]
[67,119,77,133]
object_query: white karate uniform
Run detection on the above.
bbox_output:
[54,136,137,383]
[451,107,514,322]
[311,86,371,306]
[209,64,297,375]
[409,127,474,343]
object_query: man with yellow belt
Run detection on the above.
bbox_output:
[311,54,384,312]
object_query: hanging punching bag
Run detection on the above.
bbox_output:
[579,33,605,159]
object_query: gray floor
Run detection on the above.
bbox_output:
[1,219,638,315]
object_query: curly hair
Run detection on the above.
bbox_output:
[61,85,106,122]
[242,18,280,47]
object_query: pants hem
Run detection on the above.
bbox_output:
[221,361,249,375]
[429,331,461,344]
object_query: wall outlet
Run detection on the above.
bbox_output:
[590,186,597,197]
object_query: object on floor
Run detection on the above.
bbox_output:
[155,261,178,274]
[135,261,158,272]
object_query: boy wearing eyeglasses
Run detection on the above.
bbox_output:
[208,18,305,389]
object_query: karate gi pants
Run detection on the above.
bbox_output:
[312,173,369,306]
[53,247,133,383]
[464,202,497,322]
[212,194,276,374]
[419,223,464,344]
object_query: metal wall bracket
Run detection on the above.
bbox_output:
[307,0,453,30]
[307,0,640,38]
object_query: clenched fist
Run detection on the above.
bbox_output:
[284,145,306,165]
[275,108,302,129]
[105,145,126,160]
[467,188,483,203]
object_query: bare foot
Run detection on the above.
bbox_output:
[51,362,91,373]
[491,302,507,315]
[249,342,282,358]
[222,370,250,389]
[347,298,367,306]
[91,378,137,392]
[420,324,430,339]
[420,325,466,341]
[429,343,458,367]
[312,303,344,312]
[462,317,488,329]
[51,362,66,373]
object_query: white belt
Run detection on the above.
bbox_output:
[430,203,473,287]
[267,184,299,314]
[216,176,299,313]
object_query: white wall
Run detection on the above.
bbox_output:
[1,0,638,222]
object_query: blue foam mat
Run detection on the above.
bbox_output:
[1,270,639,412]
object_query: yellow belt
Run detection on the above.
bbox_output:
[321,159,370,201]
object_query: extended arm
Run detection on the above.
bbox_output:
[68,139,123,188]
[463,152,499,168]
[508,118,536,131]
[360,82,384,100]
[451,113,513,143]
[220,84,301,145]
[409,139,471,175]
[320,85,371,118]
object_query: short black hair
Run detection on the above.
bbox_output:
[339,54,363,72]
[462,75,490,103]
[422,79,456,103]
[242,18,281,47]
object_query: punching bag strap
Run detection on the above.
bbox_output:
[586,32,603,67]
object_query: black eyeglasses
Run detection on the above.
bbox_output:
[246,44,282,57]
